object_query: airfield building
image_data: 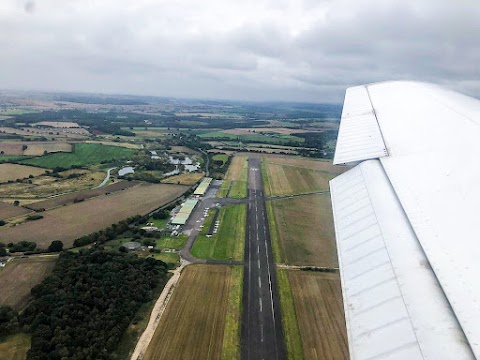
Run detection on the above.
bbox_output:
[193,177,212,196]
[171,198,198,225]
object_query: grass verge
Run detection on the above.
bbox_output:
[266,200,283,264]
[261,158,272,197]
[221,266,243,360]
[217,180,231,197]
[277,270,304,360]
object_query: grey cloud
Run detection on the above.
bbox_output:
[0,0,479,102]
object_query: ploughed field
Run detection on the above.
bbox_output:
[0,201,32,220]
[143,265,243,360]
[0,183,187,248]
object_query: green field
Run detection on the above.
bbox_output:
[212,153,229,165]
[154,235,188,250]
[148,217,169,229]
[222,266,243,359]
[217,180,231,197]
[191,204,246,261]
[19,143,135,168]
[0,155,33,163]
[199,131,304,145]
[153,252,180,266]
[0,333,31,360]
[277,270,303,360]
[229,180,247,198]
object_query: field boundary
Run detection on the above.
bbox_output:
[131,261,188,360]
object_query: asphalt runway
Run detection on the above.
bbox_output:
[241,157,286,360]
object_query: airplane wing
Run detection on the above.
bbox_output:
[330,81,480,360]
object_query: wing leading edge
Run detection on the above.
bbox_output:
[330,81,479,359]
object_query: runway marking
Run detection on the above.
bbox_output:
[258,276,262,288]
[259,298,263,312]
[258,259,260,268]
[260,324,264,342]
[257,245,260,254]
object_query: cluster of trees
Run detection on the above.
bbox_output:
[15,249,169,359]
[0,306,19,337]
[209,153,232,178]
[0,240,63,255]
[152,209,169,220]
[7,241,37,253]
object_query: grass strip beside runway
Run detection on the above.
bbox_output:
[277,269,304,360]
[191,204,246,261]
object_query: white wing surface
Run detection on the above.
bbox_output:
[330,81,480,359]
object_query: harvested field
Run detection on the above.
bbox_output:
[162,172,204,185]
[207,149,235,155]
[33,121,80,128]
[0,171,105,200]
[170,145,198,154]
[143,265,235,360]
[259,153,346,197]
[0,163,46,182]
[0,201,32,220]
[24,142,72,156]
[85,140,142,149]
[225,156,247,198]
[269,194,338,267]
[0,256,57,311]
[288,271,348,360]
[25,180,140,211]
[0,142,23,155]
[264,162,334,196]
[0,141,71,156]
[0,183,187,248]
[0,141,72,156]
[0,126,89,139]
[247,146,298,154]
[0,333,31,360]
[223,127,318,135]
[238,153,345,174]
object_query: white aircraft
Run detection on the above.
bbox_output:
[330,81,480,360]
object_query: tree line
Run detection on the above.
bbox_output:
[0,249,170,359]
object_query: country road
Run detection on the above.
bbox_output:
[95,167,116,188]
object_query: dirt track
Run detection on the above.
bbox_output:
[130,261,188,360]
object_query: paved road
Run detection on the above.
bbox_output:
[241,158,286,360]
[95,167,116,188]
[197,148,210,176]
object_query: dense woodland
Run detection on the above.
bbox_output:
[13,249,170,360]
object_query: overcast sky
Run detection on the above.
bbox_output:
[0,0,479,102]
